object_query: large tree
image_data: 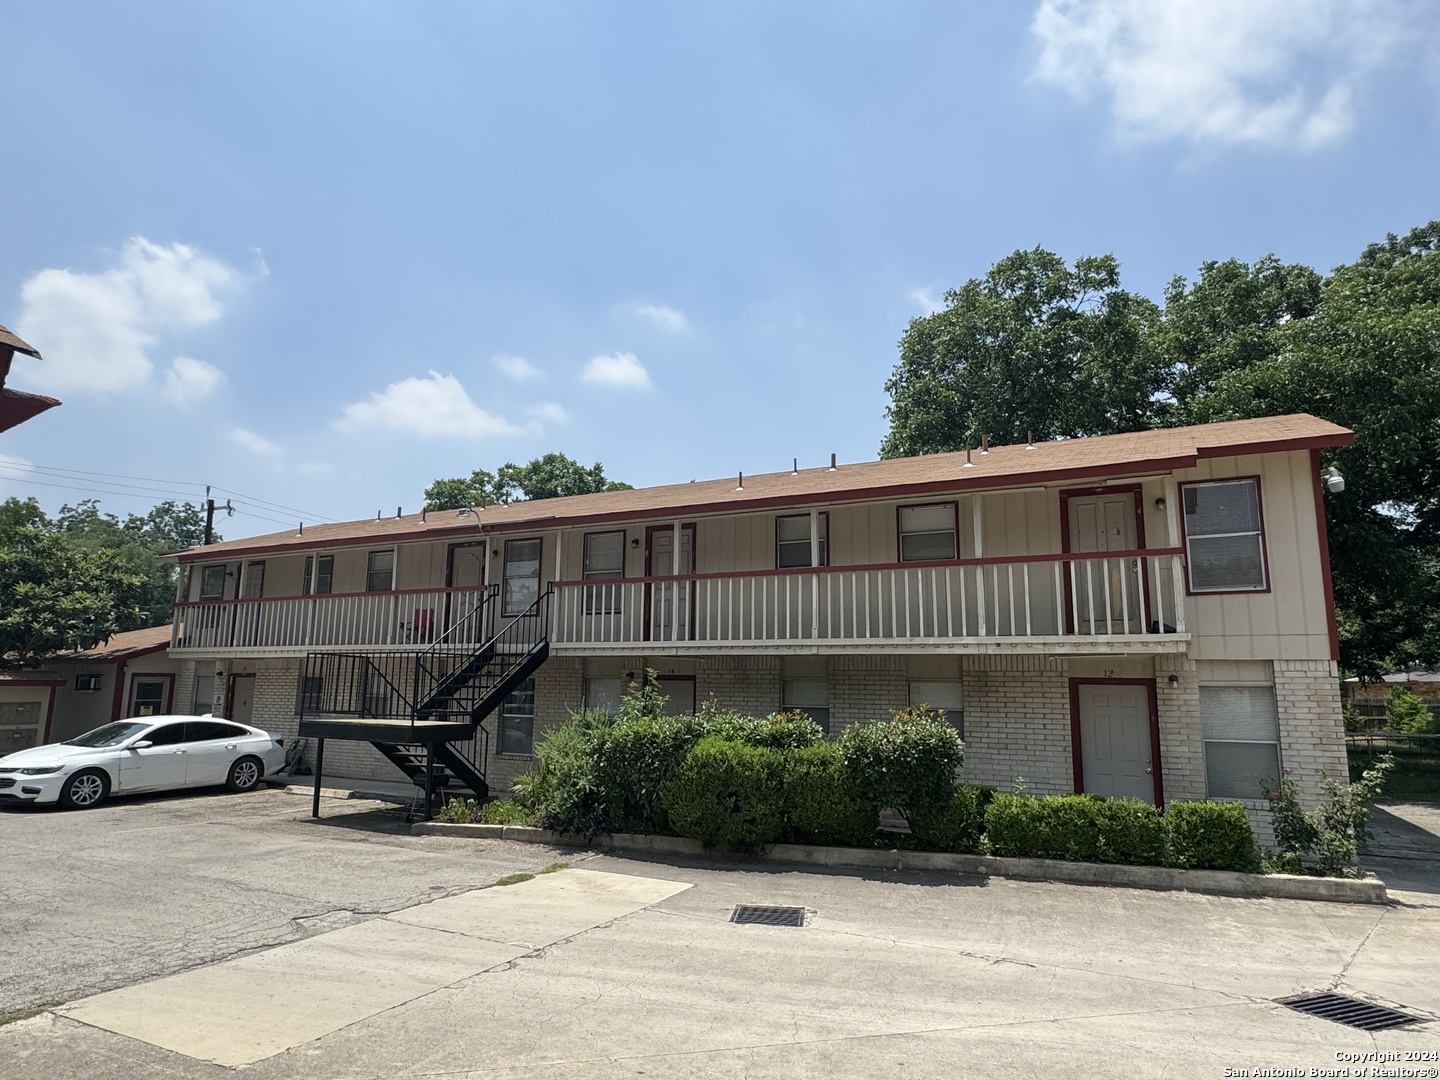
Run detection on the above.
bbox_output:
[424,453,631,511]
[880,247,1169,457]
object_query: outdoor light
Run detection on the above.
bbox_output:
[1167,674,1179,686]
[1154,497,1166,511]
[1324,467,1345,493]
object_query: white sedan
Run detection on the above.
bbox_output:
[0,716,286,810]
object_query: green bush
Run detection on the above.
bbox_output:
[985,794,1166,865]
[592,712,708,833]
[660,736,785,851]
[709,708,825,750]
[1385,687,1437,734]
[782,740,879,847]
[838,707,964,821]
[479,798,539,826]
[511,708,613,836]
[1164,801,1257,871]
[909,785,996,854]
[1264,755,1395,876]
[438,797,478,824]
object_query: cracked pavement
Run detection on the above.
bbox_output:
[3,788,1439,1077]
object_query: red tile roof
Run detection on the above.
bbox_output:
[174,413,1353,563]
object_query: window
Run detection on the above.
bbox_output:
[503,538,542,615]
[583,531,625,614]
[303,555,334,595]
[499,678,536,755]
[899,503,957,562]
[783,679,830,734]
[1200,685,1281,800]
[194,674,215,714]
[74,673,103,692]
[777,513,828,568]
[366,550,395,593]
[188,721,249,741]
[129,679,168,718]
[910,680,964,738]
[655,676,695,717]
[585,676,626,714]
[296,674,323,713]
[143,723,189,747]
[200,564,227,600]
[1183,480,1267,592]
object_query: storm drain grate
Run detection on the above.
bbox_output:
[1277,992,1423,1031]
[731,905,807,927]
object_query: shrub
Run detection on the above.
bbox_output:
[839,707,964,822]
[592,712,708,834]
[660,736,785,851]
[479,798,539,826]
[512,708,613,836]
[909,785,996,854]
[1341,702,1367,732]
[1385,687,1436,734]
[1262,755,1395,876]
[985,794,1166,865]
[709,708,825,750]
[782,740,879,847]
[438,797,478,824]
[1164,801,1257,871]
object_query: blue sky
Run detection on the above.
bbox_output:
[3,1,1438,538]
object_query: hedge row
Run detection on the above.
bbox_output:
[509,674,1258,872]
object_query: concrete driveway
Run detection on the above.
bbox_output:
[3,788,1438,1079]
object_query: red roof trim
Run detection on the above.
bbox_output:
[1195,432,1356,459]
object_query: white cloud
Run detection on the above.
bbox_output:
[636,304,689,333]
[493,353,543,380]
[910,287,944,315]
[162,356,226,406]
[335,371,523,439]
[13,237,248,394]
[228,427,282,457]
[1030,0,1410,149]
[528,401,569,425]
[582,351,652,390]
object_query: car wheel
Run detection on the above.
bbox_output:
[226,756,263,792]
[59,769,110,810]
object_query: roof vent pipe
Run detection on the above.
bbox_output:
[1026,431,1036,451]
[980,435,990,455]
[963,447,975,469]
[829,453,837,472]
[735,471,745,492]
[792,458,798,476]
[396,506,402,518]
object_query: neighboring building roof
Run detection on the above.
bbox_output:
[0,672,64,684]
[0,324,41,359]
[1345,671,1440,684]
[46,625,174,664]
[174,413,1354,563]
[0,387,62,434]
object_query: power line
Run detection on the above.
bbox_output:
[0,470,199,503]
[208,486,340,523]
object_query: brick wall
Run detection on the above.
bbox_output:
[696,656,781,716]
[1274,659,1348,802]
[1154,653,1205,803]
[828,655,908,735]
[487,656,583,795]
[958,655,1072,795]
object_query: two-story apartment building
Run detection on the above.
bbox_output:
[165,414,1353,827]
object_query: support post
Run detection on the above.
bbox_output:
[423,743,435,821]
[972,494,986,636]
[672,519,683,641]
[311,738,325,819]
[810,508,821,637]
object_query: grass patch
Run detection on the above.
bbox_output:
[0,1003,61,1027]
[1349,742,1440,802]
[493,872,535,887]
[538,861,571,874]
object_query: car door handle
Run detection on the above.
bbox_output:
[173,749,186,755]
[225,744,236,750]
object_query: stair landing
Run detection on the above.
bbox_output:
[297,717,475,742]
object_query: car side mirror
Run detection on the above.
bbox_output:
[130,740,153,749]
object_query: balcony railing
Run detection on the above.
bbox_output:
[550,549,1187,649]
[172,585,493,653]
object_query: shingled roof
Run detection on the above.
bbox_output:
[174,413,1353,563]
[0,324,41,359]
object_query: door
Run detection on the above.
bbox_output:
[128,677,170,719]
[0,699,45,754]
[118,721,190,792]
[446,541,488,641]
[183,720,252,786]
[645,525,694,642]
[1066,492,1145,634]
[1076,682,1158,804]
[227,675,255,726]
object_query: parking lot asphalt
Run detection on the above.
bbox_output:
[3,788,1439,1079]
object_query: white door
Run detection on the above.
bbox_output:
[447,543,488,641]
[648,529,693,642]
[1077,683,1155,803]
[1067,494,1144,633]
[118,721,190,792]
[228,676,255,726]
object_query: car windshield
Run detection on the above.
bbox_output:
[64,722,152,748]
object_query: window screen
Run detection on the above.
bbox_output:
[303,555,334,595]
[499,678,536,755]
[583,531,625,614]
[910,680,964,737]
[783,679,830,734]
[899,504,957,562]
[1184,480,1266,591]
[503,538,542,615]
[1200,685,1281,800]
[366,550,395,593]
[777,513,828,568]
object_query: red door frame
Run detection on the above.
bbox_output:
[1058,485,1151,634]
[225,673,256,724]
[127,672,176,719]
[1069,677,1164,807]
[643,523,696,641]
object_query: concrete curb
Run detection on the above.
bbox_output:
[281,784,412,806]
[409,822,1388,905]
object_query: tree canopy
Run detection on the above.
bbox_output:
[0,497,212,668]
[880,224,1440,676]
[424,453,631,511]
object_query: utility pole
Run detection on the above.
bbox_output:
[202,486,233,546]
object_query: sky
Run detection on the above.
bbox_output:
[3,0,1438,539]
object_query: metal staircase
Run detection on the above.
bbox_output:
[297,585,553,817]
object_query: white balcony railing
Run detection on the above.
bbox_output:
[551,550,1187,648]
[172,585,491,653]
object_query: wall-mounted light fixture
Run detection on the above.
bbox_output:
[630,537,640,548]
[1324,467,1345,493]
[1154,496,1166,511]
[1167,673,1179,686]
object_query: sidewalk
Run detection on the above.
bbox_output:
[264,773,424,805]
